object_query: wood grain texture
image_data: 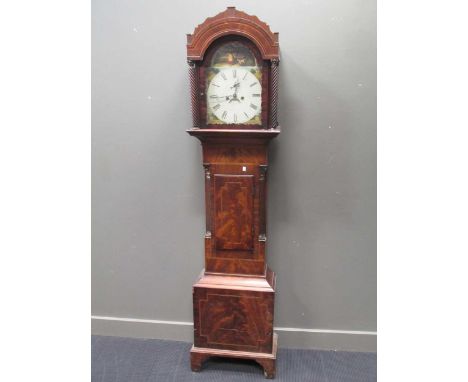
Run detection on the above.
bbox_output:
[187,8,280,378]
[214,175,254,251]
[186,7,279,61]
[193,270,275,357]
[190,333,278,378]
[203,151,269,276]
[189,107,278,373]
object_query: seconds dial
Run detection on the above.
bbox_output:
[207,68,261,124]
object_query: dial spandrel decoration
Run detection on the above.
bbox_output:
[206,42,262,125]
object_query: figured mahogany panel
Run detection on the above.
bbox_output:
[203,144,267,165]
[194,285,274,353]
[205,163,265,276]
[205,257,265,275]
[214,175,254,251]
[202,294,262,347]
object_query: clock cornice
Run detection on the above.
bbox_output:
[186,7,280,61]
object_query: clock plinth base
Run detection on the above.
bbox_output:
[192,269,276,377]
[190,333,277,379]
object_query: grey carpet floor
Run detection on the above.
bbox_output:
[92,335,376,382]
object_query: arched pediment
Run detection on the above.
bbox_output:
[187,7,279,61]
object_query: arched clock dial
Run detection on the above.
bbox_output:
[207,68,262,124]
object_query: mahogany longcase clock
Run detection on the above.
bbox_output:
[186,8,280,379]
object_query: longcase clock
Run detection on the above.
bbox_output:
[186,7,280,379]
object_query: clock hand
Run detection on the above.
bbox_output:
[229,80,241,103]
[209,95,232,102]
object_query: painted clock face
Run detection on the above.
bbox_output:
[206,41,262,125]
[207,68,261,124]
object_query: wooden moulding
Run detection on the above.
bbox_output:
[193,267,276,292]
[187,7,280,61]
[191,333,278,379]
[187,128,280,142]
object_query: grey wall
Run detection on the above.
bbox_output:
[92,0,376,351]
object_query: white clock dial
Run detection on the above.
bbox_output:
[207,68,262,124]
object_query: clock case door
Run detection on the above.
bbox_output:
[204,162,267,276]
[198,36,271,130]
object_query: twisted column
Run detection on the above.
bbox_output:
[188,60,200,127]
[269,59,280,129]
